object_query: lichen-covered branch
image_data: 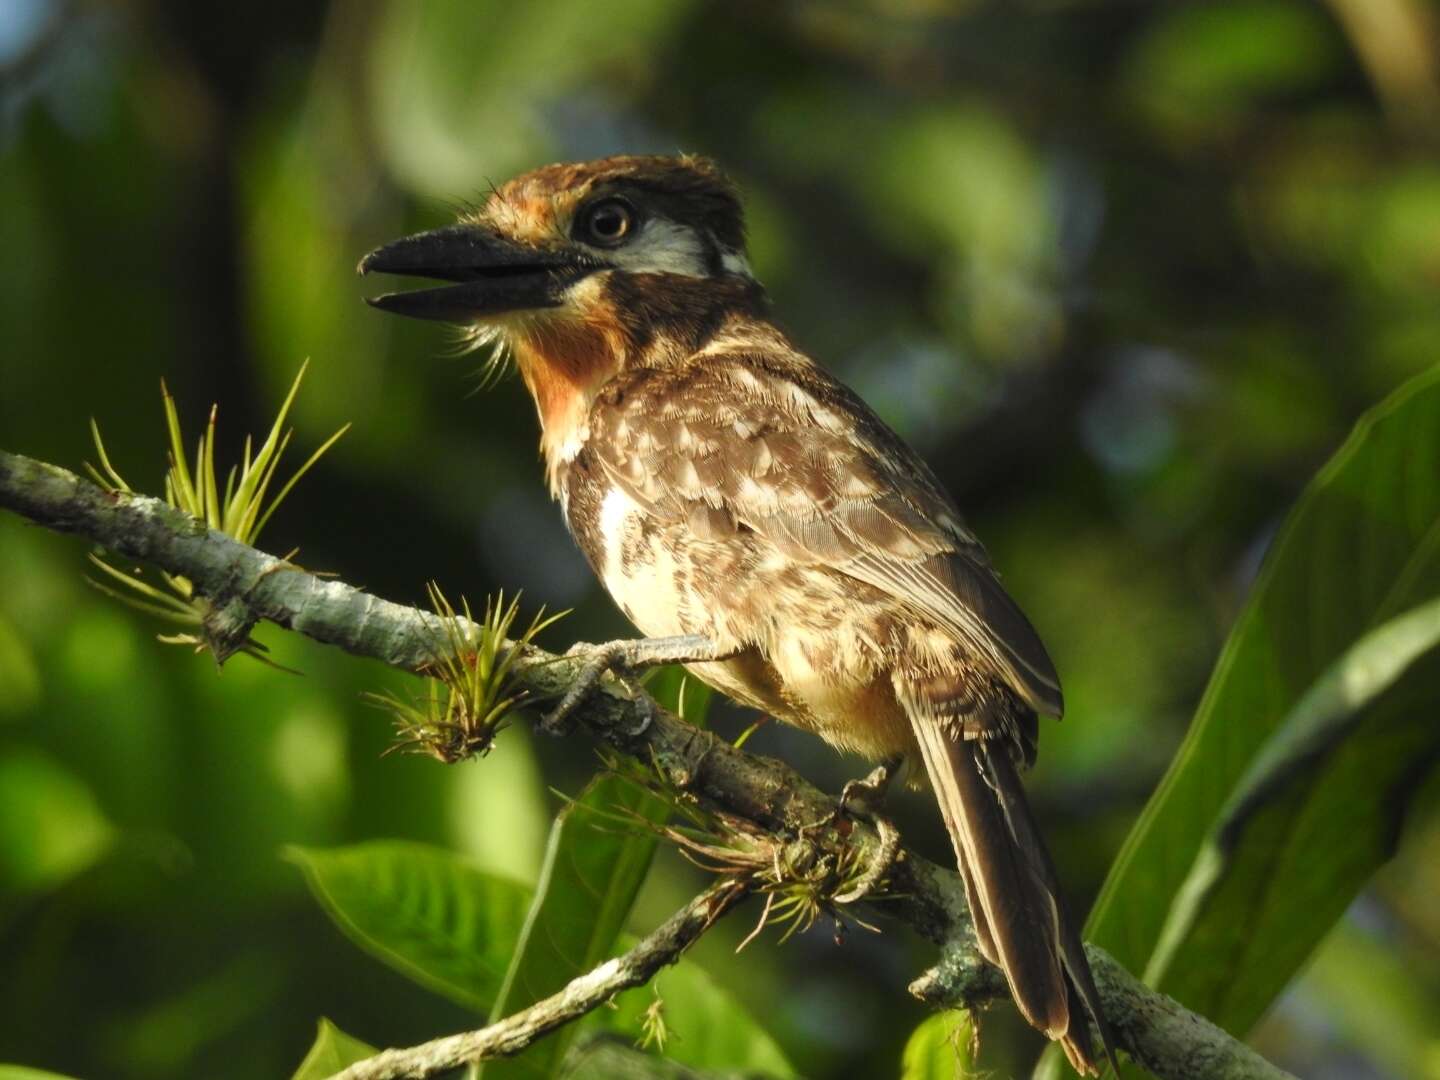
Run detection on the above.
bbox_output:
[0,448,1295,1080]
[1084,950,1294,1080]
[332,879,750,1080]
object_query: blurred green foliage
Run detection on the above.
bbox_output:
[3,1,1440,1077]
[291,1019,374,1080]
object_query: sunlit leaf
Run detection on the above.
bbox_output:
[291,1018,376,1080]
[899,1009,974,1080]
[448,730,549,886]
[1144,595,1440,1029]
[600,956,798,1078]
[1052,364,1440,1075]
[481,670,708,1078]
[287,841,532,1012]
[480,775,671,1079]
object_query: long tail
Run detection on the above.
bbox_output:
[910,713,1116,1075]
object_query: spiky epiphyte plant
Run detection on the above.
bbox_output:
[661,810,881,951]
[86,361,349,664]
[366,586,565,763]
[592,751,885,948]
[737,832,881,948]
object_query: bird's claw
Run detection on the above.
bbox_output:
[538,634,731,736]
[838,760,899,817]
[832,812,901,905]
[804,758,904,905]
[539,643,630,736]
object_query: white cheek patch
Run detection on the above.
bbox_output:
[558,214,757,284]
[608,218,712,278]
[720,250,754,279]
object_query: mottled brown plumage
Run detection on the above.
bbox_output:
[361,154,1115,1074]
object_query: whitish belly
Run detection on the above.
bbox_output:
[593,487,916,760]
[596,486,694,639]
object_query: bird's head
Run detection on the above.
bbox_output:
[360,154,764,475]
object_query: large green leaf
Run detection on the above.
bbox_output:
[483,671,707,1079]
[291,1018,376,1080]
[1144,595,1440,1030]
[291,680,785,1080]
[600,954,798,1078]
[1050,365,1440,1072]
[287,841,532,1012]
[899,1010,974,1080]
[481,774,671,1079]
[289,832,794,1079]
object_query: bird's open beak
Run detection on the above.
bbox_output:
[358,225,590,322]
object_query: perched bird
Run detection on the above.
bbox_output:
[361,154,1114,1073]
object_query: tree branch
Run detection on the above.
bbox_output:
[0,448,1295,1080]
[331,879,750,1080]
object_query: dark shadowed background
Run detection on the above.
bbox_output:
[2,2,1439,1078]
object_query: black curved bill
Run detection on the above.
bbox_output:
[359,225,588,321]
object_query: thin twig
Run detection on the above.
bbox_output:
[330,879,750,1080]
[0,449,1295,1080]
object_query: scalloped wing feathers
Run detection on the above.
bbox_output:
[586,348,1064,718]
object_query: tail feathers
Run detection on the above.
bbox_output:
[978,737,1117,1075]
[910,715,1116,1076]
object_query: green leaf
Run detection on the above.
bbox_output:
[0,1069,85,1080]
[483,673,708,1077]
[0,749,112,900]
[1063,364,1440,1072]
[481,774,671,1079]
[900,1010,974,1080]
[481,671,709,1078]
[600,957,799,1078]
[287,841,532,1012]
[291,1018,376,1080]
[1144,595,1440,1028]
[449,730,550,886]
[644,666,713,730]
[563,1040,710,1080]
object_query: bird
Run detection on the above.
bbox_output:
[360,154,1115,1074]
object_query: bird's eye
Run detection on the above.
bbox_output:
[578,198,637,247]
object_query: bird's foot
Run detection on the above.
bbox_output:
[839,758,901,815]
[539,633,733,736]
[804,758,904,905]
